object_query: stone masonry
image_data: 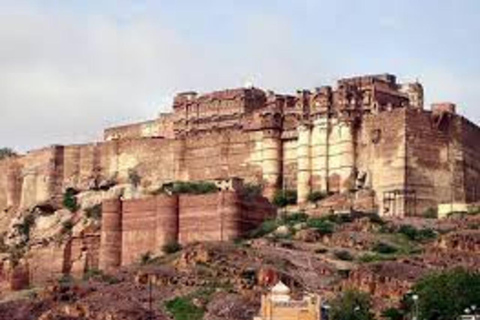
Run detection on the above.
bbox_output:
[0,73,479,221]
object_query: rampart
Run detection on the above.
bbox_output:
[0,73,478,222]
[99,191,275,270]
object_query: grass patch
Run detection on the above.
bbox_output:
[164,288,215,320]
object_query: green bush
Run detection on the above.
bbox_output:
[162,241,182,254]
[334,250,354,261]
[171,181,218,195]
[165,297,205,320]
[372,242,398,254]
[272,189,297,207]
[412,268,480,320]
[282,212,308,225]
[329,289,375,320]
[307,191,327,203]
[248,219,278,238]
[422,207,438,219]
[306,218,335,235]
[63,188,79,212]
[85,204,102,220]
[398,225,437,242]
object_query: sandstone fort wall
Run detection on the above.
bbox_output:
[99,191,274,269]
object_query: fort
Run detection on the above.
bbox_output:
[0,73,479,291]
[1,73,479,219]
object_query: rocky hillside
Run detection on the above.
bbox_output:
[0,210,479,320]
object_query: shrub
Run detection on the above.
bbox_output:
[306,218,335,235]
[416,228,437,241]
[165,297,204,320]
[62,219,74,233]
[307,191,327,203]
[398,225,437,242]
[171,181,218,195]
[282,212,308,225]
[398,225,418,240]
[422,207,438,219]
[329,289,375,320]
[63,188,79,212]
[372,242,398,255]
[85,204,102,220]
[272,189,297,208]
[248,219,278,238]
[162,242,182,254]
[334,250,354,261]
[140,251,153,265]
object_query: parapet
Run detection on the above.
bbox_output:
[432,102,456,115]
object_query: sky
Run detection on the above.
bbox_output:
[0,0,479,151]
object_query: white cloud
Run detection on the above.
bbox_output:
[0,4,213,151]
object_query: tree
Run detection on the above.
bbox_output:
[329,289,375,320]
[0,147,16,160]
[412,268,480,320]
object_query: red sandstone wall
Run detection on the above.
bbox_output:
[99,199,123,271]
[122,198,159,265]
[460,117,480,203]
[179,193,222,243]
[358,109,407,216]
[179,131,261,184]
[104,114,175,141]
[405,110,454,214]
[98,191,274,269]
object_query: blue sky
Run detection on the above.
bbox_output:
[0,0,479,151]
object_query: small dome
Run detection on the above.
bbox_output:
[271,281,291,295]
